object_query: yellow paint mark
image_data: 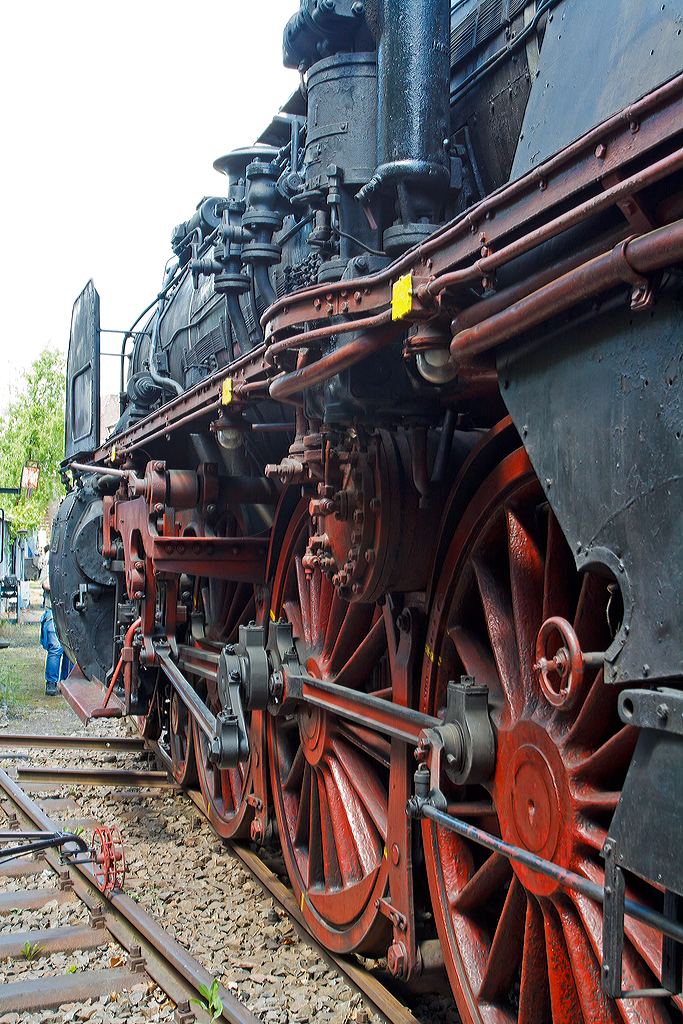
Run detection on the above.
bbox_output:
[110,446,116,463]
[301,892,304,911]
[270,609,276,621]
[222,378,234,405]
[391,275,413,321]
[425,644,442,667]
[383,846,387,859]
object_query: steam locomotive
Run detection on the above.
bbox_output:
[51,0,683,1020]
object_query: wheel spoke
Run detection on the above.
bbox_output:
[322,591,350,665]
[478,875,526,1002]
[506,508,544,713]
[309,568,322,648]
[452,852,513,914]
[335,720,391,768]
[539,901,585,1023]
[285,744,305,791]
[557,899,621,1024]
[571,725,637,782]
[561,668,618,752]
[448,625,501,695]
[333,615,386,690]
[574,817,609,854]
[294,762,312,848]
[308,769,324,889]
[320,762,363,885]
[518,895,551,1024]
[282,600,304,644]
[473,554,524,724]
[318,766,342,891]
[318,572,335,650]
[573,786,621,813]
[327,753,383,873]
[330,735,388,840]
[328,602,375,676]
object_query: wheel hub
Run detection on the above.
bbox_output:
[496,722,573,897]
[507,744,559,855]
[299,704,329,766]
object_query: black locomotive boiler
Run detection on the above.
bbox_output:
[51,1,683,1020]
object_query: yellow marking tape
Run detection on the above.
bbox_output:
[391,275,413,321]
[425,644,442,666]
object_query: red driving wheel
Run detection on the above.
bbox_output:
[268,498,390,954]
[169,690,198,787]
[420,448,677,1024]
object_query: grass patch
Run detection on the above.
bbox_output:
[0,619,68,716]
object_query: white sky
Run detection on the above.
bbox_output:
[0,1,299,407]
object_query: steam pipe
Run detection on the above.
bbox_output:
[269,321,402,402]
[226,293,253,355]
[450,219,683,359]
[254,264,276,309]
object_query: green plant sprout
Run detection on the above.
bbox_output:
[22,940,45,961]
[191,978,223,1023]
[66,963,78,974]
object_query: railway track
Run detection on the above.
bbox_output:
[0,732,446,1024]
[0,760,259,1023]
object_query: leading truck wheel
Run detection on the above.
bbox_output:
[421,448,678,1024]
[268,499,390,955]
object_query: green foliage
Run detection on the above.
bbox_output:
[191,978,223,1022]
[22,939,45,960]
[0,346,66,536]
[0,662,19,709]
[66,963,78,973]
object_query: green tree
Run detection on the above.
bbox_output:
[0,347,66,536]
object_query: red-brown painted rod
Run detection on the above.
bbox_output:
[450,218,683,358]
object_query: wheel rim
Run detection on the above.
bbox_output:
[268,499,390,954]
[193,703,254,840]
[170,691,198,787]
[421,448,674,1024]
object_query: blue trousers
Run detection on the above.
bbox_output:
[40,610,70,692]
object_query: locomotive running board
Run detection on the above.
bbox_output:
[60,666,124,726]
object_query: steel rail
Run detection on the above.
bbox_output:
[417,802,683,948]
[0,767,261,1024]
[0,734,144,752]
[16,767,172,788]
